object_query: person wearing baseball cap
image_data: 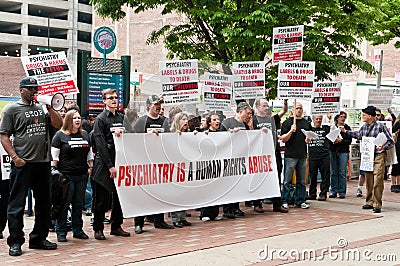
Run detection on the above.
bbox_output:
[0,77,63,256]
[340,105,394,213]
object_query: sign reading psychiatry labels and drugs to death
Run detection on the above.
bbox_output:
[21,51,78,96]
[311,82,341,115]
[159,59,199,105]
[277,61,315,99]
[232,61,266,100]
[203,73,233,111]
[272,25,304,63]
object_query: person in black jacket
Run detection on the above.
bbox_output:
[328,112,352,199]
[91,88,130,240]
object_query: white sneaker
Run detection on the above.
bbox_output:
[201,217,211,221]
[356,188,362,197]
[300,203,309,209]
[282,203,289,209]
[214,216,223,221]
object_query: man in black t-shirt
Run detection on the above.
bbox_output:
[220,102,253,218]
[132,95,174,233]
[307,115,330,201]
[253,98,288,213]
[280,102,311,210]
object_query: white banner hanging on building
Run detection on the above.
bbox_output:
[114,131,280,218]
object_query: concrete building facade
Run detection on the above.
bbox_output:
[0,0,92,95]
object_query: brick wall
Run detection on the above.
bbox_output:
[0,56,25,96]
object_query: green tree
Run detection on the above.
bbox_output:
[367,0,400,48]
[91,0,385,98]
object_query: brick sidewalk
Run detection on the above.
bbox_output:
[0,180,397,265]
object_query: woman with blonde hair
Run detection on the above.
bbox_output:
[169,112,193,227]
[51,110,94,242]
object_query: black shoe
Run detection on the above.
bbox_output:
[318,195,327,201]
[145,217,154,223]
[307,195,317,200]
[154,221,175,229]
[373,207,381,213]
[173,221,183,228]
[181,220,192,226]
[57,234,67,242]
[9,243,22,256]
[103,217,111,224]
[94,230,106,240]
[73,231,89,239]
[29,239,57,250]
[329,194,337,198]
[362,204,374,209]
[338,194,346,199]
[135,225,143,234]
[85,209,92,216]
[233,209,245,217]
[273,206,289,213]
[223,212,236,219]
[110,227,131,237]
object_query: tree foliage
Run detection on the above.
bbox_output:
[90,0,397,98]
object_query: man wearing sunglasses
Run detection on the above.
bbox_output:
[91,88,131,240]
[0,77,63,256]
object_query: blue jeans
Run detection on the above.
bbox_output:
[84,179,92,210]
[282,157,307,206]
[56,173,88,236]
[329,151,349,195]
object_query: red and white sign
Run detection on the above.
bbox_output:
[203,73,233,110]
[21,52,78,96]
[277,61,315,99]
[374,49,382,71]
[159,59,199,105]
[311,82,341,115]
[272,25,304,63]
[114,131,280,217]
[232,61,266,100]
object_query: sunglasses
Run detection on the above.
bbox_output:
[106,96,118,100]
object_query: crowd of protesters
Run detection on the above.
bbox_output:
[0,77,398,256]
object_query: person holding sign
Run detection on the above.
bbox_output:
[252,98,289,213]
[220,102,253,218]
[341,106,394,213]
[91,88,131,240]
[279,101,311,210]
[0,77,62,256]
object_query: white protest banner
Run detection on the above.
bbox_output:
[272,25,304,63]
[232,61,266,100]
[277,61,315,99]
[0,144,10,180]
[367,89,393,110]
[203,73,233,111]
[360,136,375,171]
[114,131,280,218]
[311,82,341,115]
[159,59,199,105]
[21,52,78,95]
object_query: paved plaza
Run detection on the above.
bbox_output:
[1,179,399,265]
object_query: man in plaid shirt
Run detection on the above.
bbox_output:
[340,106,393,213]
